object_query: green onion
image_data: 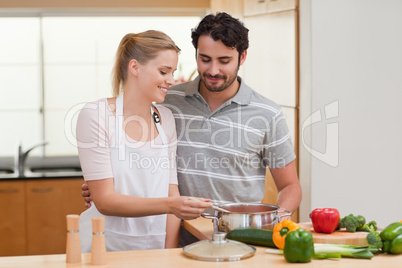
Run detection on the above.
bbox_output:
[266,244,374,259]
[314,244,374,259]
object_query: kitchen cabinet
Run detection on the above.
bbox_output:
[211,0,243,18]
[244,0,297,16]
[26,178,86,255]
[242,0,299,221]
[0,178,85,256]
[0,181,26,256]
[243,9,298,107]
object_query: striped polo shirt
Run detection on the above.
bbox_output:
[163,76,295,205]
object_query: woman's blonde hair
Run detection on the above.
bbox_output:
[112,30,181,97]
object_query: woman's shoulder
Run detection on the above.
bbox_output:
[154,104,176,133]
[78,98,115,123]
[81,98,115,112]
[154,103,174,119]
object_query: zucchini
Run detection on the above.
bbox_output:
[226,228,277,248]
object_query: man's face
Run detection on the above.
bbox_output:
[196,35,246,93]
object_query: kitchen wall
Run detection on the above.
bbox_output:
[0,16,201,157]
[0,0,209,157]
[299,0,402,227]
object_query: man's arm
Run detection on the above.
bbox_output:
[270,160,302,214]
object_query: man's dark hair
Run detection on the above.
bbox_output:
[191,12,249,56]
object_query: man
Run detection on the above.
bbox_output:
[82,12,301,245]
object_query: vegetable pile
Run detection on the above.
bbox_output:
[310,208,378,234]
[338,213,377,233]
[367,221,402,254]
[224,211,402,264]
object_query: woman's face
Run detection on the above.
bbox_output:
[137,49,178,103]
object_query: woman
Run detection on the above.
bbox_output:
[76,30,211,252]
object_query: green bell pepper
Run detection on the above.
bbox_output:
[380,222,402,254]
[283,228,314,263]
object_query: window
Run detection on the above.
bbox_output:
[0,16,199,157]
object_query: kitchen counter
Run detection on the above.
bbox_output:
[0,172,83,180]
[1,242,401,267]
[184,215,214,240]
[1,217,402,267]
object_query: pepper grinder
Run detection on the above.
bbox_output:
[66,214,82,263]
[91,217,107,265]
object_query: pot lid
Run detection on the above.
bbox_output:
[182,232,256,262]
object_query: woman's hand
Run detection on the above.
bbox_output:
[168,196,212,220]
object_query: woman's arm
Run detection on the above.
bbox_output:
[87,178,211,219]
[165,185,181,248]
[79,103,211,219]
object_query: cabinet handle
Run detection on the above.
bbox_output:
[0,188,19,194]
[31,187,53,193]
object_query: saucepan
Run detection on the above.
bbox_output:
[201,203,291,233]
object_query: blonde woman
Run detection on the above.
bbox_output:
[76,30,211,252]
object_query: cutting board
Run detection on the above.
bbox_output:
[298,222,369,246]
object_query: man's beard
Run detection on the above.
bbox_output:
[199,71,238,93]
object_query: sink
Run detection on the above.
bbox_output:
[0,168,17,179]
[24,166,83,178]
[0,156,83,179]
[30,166,82,173]
[0,168,14,174]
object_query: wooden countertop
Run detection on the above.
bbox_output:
[183,215,215,240]
[1,217,402,267]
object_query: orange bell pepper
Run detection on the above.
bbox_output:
[272,220,300,249]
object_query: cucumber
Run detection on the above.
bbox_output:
[225,228,277,248]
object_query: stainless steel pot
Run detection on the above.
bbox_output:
[202,203,291,233]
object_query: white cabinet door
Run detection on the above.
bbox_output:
[243,10,297,108]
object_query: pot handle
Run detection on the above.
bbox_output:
[201,212,221,232]
[277,209,292,219]
[201,212,218,221]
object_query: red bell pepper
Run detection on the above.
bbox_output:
[310,208,340,234]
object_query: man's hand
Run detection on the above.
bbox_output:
[81,182,93,208]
